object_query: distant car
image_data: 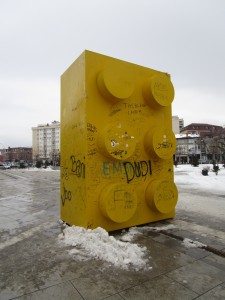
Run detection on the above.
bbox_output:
[0,164,10,170]
[198,159,211,164]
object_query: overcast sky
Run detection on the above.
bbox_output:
[0,0,225,148]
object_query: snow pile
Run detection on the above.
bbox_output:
[59,226,150,271]
[120,227,143,242]
[182,238,206,249]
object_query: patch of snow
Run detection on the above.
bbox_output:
[182,238,206,249]
[120,224,176,242]
[24,166,59,171]
[59,225,151,271]
[120,227,143,242]
[145,224,177,232]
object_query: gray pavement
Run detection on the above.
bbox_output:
[0,169,225,300]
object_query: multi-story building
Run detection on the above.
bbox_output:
[0,147,32,163]
[180,123,223,137]
[32,121,60,164]
[172,116,184,134]
[0,149,4,162]
[175,124,225,164]
[175,133,202,164]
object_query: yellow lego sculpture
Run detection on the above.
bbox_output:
[60,50,178,231]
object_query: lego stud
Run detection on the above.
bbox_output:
[97,61,135,102]
[98,122,136,160]
[143,73,175,108]
[145,180,178,214]
[99,183,137,223]
[144,127,176,159]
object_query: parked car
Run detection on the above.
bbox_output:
[0,163,10,170]
[198,159,211,164]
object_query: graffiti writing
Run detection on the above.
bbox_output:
[70,155,85,178]
[123,102,146,109]
[124,191,134,208]
[87,148,97,156]
[72,120,84,129]
[102,160,152,183]
[123,160,152,184]
[61,184,72,206]
[128,109,141,115]
[61,166,69,180]
[110,149,127,158]
[156,142,173,149]
[109,108,121,116]
[102,161,123,176]
[112,190,134,209]
[87,123,97,133]
[87,136,95,142]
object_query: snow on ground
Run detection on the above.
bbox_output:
[58,223,178,270]
[59,225,151,271]
[25,166,59,171]
[182,238,206,249]
[174,163,225,221]
[174,163,225,193]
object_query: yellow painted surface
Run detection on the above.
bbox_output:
[60,50,178,231]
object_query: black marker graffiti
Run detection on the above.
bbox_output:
[70,155,85,178]
[61,184,72,206]
[110,149,127,158]
[87,123,97,133]
[61,166,69,180]
[156,141,173,149]
[123,160,152,184]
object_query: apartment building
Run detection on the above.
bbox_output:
[172,116,184,134]
[1,147,32,163]
[32,121,60,163]
[175,133,202,164]
[180,123,223,137]
[175,124,225,164]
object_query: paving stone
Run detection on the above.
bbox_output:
[102,294,124,300]
[152,233,210,259]
[15,281,83,300]
[196,284,225,299]
[171,229,225,251]
[202,253,225,273]
[167,259,225,294]
[133,235,196,276]
[119,275,198,300]
[71,269,149,300]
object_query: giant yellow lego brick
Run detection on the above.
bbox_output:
[60,50,178,231]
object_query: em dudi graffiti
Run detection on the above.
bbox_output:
[102,160,152,183]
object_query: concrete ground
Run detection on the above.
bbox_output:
[0,169,225,300]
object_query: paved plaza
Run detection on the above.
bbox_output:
[0,169,225,300]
